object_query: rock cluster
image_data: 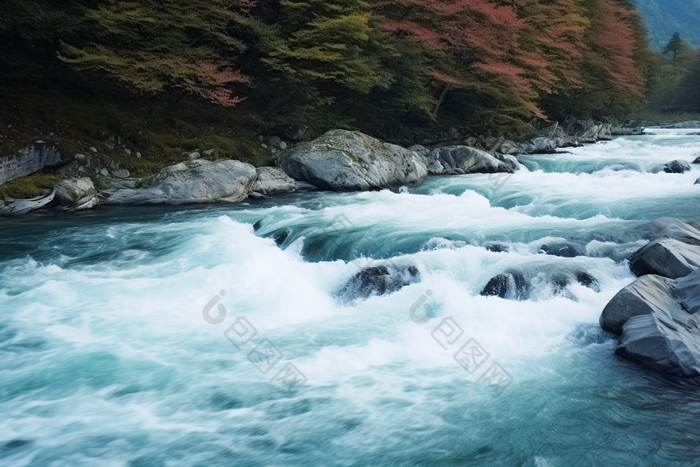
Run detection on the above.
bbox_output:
[600,218,700,381]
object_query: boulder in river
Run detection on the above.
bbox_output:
[277,130,428,191]
[250,167,296,196]
[431,146,513,175]
[102,159,256,205]
[481,271,528,300]
[0,142,70,185]
[539,242,584,258]
[655,160,691,174]
[629,238,700,279]
[600,269,700,381]
[337,264,420,302]
[616,313,700,380]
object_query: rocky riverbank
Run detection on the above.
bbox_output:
[0,118,624,217]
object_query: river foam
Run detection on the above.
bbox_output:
[1,130,700,465]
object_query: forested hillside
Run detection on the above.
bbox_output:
[0,0,652,178]
[634,0,700,48]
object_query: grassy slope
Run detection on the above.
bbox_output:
[0,86,274,199]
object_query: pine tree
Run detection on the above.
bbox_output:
[664,32,684,65]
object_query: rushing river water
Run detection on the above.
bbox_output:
[2,129,700,466]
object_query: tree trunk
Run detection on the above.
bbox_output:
[432,84,451,120]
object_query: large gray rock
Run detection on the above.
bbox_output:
[520,137,558,154]
[277,130,428,191]
[616,313,700,380]
[103,159,256,205]
[629,238,700,279]
[54,178,97,210]
[675,271,700,314]
[0,142,70,185]
[600,268,700,381]
[431,146,513,175]
[250,167,295,195]
[600,274,682,335]
[0,191,56,216]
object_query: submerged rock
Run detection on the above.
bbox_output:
[655,159,691,174]
[338,264,420,302]
[481,272,527,300]
[539,243,584,258]
[102,159,256,205]
[485,243,509,253]
[250,167,296,195]
[576,271,599,291]
[277,130,428,191]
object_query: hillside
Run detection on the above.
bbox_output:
[635,0,700,48]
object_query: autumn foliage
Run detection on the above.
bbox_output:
[1,0,652,134]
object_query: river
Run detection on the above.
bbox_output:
[1,129,700,466]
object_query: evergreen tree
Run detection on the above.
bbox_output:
[664,32,684,65]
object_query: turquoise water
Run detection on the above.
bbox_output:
[1,130,700,466]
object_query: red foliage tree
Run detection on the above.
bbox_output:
[373,0,539,118]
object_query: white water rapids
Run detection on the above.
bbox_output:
[1,129,700,466]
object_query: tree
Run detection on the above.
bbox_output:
[259,0,391,94]
[373,0,536,120]
[57,0,254,106]
[664,32,684,65]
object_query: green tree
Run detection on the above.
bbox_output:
[664,32,684,65]
[260,0,391,94]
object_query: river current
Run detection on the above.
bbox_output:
[1,129,700,466]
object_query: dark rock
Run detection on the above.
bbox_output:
[600,274,683,335]
[253,219,263,231]
[673,270,700,314]
[660,159,691,174]
[629,238,700,279]
[695,177,700,185]
[539,243,583,258]
[576,272,599,291]
[271,124,309,142]
[692,155,700,164]
[616,313,700,380]
[485,243,509,253]
[338,265,420,302]
[481,272,527,300]
[274,230,290,246]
